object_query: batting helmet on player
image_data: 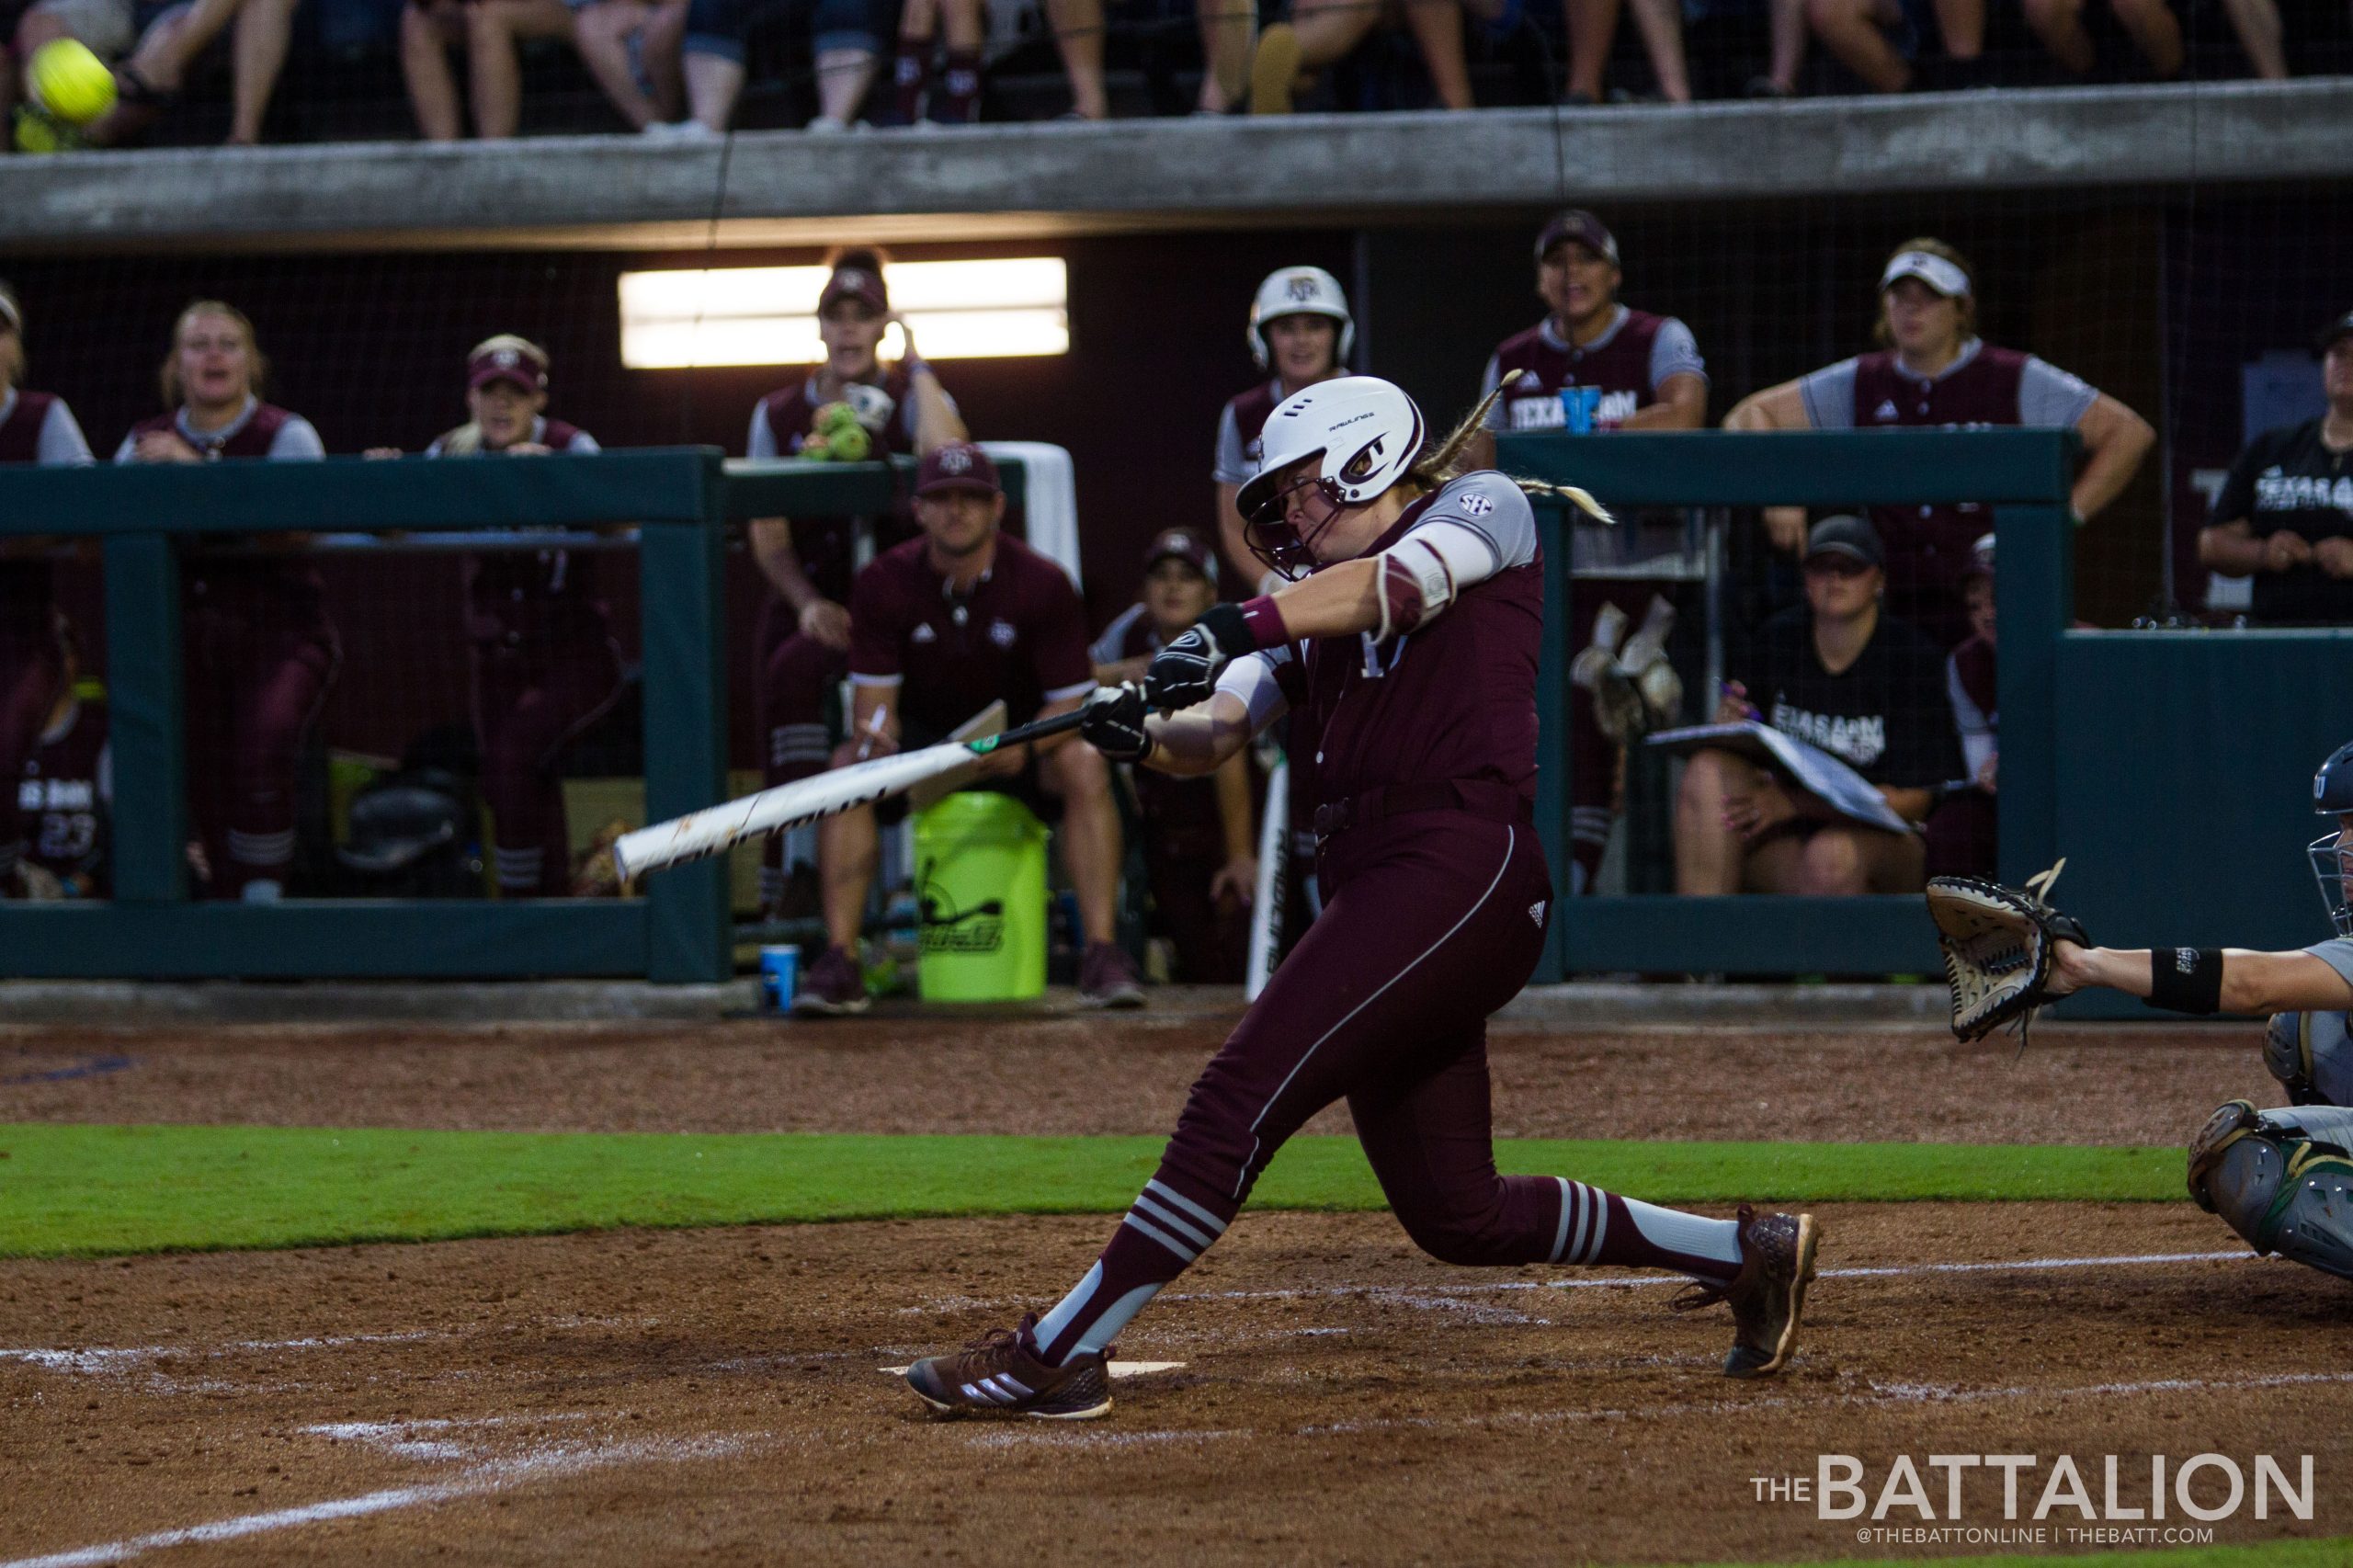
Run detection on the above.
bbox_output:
[1247,267,1355,372]
[2311,741,2353,938]
[1234,375,1424,578]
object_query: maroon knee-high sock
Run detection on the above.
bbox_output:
[1028,1170,1237,1365]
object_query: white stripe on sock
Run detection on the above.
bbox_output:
[1620,1196,1741,1274]
[1031,1263,1103,1355]
[1120,1212,1199,1263]
[1131,1195,1217,1253]
[1549,1177,1574,1265]
[1143,1179,1229,1237]
[1069,1282,1165,1360]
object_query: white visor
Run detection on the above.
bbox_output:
[1880,251,1971,299]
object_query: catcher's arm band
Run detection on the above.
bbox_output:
[1924,860,2089,1045]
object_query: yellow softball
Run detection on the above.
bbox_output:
[29,40,118,127]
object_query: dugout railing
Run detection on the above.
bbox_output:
[0,449,1021,983]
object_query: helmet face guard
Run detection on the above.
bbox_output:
[2312,831,2353,940]
[1242,460,1342,580]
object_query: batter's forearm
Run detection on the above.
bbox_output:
[1143,693,1254,777]
[1265,557,1381,641]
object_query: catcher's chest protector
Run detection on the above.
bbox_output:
[2190,1103,2353,1281]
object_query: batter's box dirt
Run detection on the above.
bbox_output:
[0,1203,2345,1565]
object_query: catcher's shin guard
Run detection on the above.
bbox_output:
[2188,1101,2353,1281]
[2264,1010,2353,1108]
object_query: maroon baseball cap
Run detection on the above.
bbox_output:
[1535,210,1620,267]
[467,335,548,392]
[819,262,889,316]
[2316,309,2353,353]
[915,441,1001,498]
[1143,528,1218,585]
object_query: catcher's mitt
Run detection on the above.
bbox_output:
[1924,859,2089,1045]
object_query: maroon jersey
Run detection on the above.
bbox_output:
[1949,634,1995,722]
[17,696,108,893]
[1481,307,1704,434]
[751,367,924,604]
[847,533,1094,736]
[1212,381,1284,487]
[124,403,329,628]
[1265,472,1545,812]
[437,418,609,644]
[0,391,62,623]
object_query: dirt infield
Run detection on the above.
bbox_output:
[2,1206,2344,1565]
[3,1015,2342,1564]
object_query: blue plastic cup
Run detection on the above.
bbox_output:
[1560,385,1601,435]
[759,945,800,1011]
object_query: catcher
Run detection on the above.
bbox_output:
[1927,737,2353,1281]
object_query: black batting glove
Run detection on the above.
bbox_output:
[1079,682,1154,763]
[1143,603,1256,711]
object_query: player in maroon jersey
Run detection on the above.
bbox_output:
[11,618,108,900]
[116,301,335,902]
[1213,265,1353,587]
[790,442,1143,1014]
[746,247,965,916]
[902,379,1817,1420]
[1090,529,1256,983]
[411,335,624,897]
[1725,237,2154,648]
[1479,210,1707,895]
[0,281,95,899]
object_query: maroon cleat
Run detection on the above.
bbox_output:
[791,943,870,1017]
[1077,941,1145,1009]
[1672,1205,1819,1378]
[904,1313,1114,1420]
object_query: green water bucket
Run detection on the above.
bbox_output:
[914,790,1048,1002]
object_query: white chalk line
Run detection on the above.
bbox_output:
[0,1434,748,1568]
[0,1314,665,1382]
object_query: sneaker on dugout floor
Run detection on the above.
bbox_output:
[791,943,870,1017]
[1670,1205,1819,1378]
[904,1312,1114,1420]
[1077,941,1145,1009]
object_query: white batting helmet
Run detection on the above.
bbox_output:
[1247,267,1355,372]
[1233,375,1425,576]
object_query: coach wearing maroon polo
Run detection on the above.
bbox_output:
[794,442,1144,1016]
[1726,237,2153,649]
[1479,210,1707,896]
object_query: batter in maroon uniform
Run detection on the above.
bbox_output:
[1480,210,1708,894]
[1091,529,1256,983]
[745,247,964,915]
[1727,238,2153,649]
[0,281,96,898]
[792,441,1143,1015]
[904,379,1818,1420]
[116,301,335,902]
[13,622,109,900]
[421,335,622,897]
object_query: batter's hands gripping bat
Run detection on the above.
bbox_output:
[612,699,1091,882]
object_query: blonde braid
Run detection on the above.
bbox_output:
[1408,369,1615,525]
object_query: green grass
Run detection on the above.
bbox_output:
[0,1125,2188,1258]
[1709,1540,2353,1568]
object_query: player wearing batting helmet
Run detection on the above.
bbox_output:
[0,280,97,901]
[1214,266,1354,590]
[902,376,1819,1420]
[116,301,336,902]
[415,336,626,898]
[2034,742,2353,1281]
[744,247,966,916]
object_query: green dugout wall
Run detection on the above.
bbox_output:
[1,435,2345,991]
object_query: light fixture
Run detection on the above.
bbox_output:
[618,258,1069,369]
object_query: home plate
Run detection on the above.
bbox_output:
[881,1361,1185,1378]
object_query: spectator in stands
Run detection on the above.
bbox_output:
[13,0,299,146]
[1560,0,1694,103]
[1047,0,1252,117]
[117,301,335,901]
[1924,531,1995,879]
[746,247,962,916]
[1724,238,2153,648]
[401,0,581,139]
[1249,0,1475,113]
[8,617,109,900]
[413,335,625,897]
[1479,209,1705,895]
[2022,0,2180,80]
[666,0,879,132]
[2196,309,2353,627]
[1674,515,1957,895]
[1800,0,1983,92]
[575,0,686,131]
[793,442,1142,1014]
[885,0,981,122]
[0,280,95,899]
[1214,266,1354,586]
[1091,530,1256,983]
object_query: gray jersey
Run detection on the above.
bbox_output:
[2306,937,2353,994]
[1797,339,2097,431]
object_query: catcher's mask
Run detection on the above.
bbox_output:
[2310,827,2353,940]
